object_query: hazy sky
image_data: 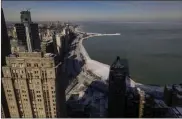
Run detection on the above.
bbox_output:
[2,1,182,22]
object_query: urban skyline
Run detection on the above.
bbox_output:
[2,1,182,22]
[1,2,182,118]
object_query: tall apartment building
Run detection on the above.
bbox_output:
[2,8,11,118]
[15,11,40,52]
[15,23,27,48]
[1,8,11,66]
[108,56,128,117]
[2,52,63,118]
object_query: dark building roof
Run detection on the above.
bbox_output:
[111,56,124,69]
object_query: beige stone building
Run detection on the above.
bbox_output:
[2,52,62,118]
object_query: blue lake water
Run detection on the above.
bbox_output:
[79,22,182,85]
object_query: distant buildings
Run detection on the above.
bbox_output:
[15,10,40,52]
[164,84,182,107]
[3,7,182,118]
[15,23,27,48]
[41,40,54,54]
[10,38,26,53]
[1,10,67,118]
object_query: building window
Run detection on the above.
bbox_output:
[27,63,31,67]
[15,73,18,78]
[36,91,40,93]
[34,71,39,74]
[6,70,9,74]
[38,99,42,102]
[22,90,25,93]
[34,63,38,67]
[19,63,23,67]
[7,90,11,92]
[8,94,12,97]
[12,63,16,67]
[12,70,15,73]
[16,70,19,73]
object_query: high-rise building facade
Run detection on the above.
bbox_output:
[1,8,11,66]
[15,23,27,48]
[2,8,12,118]
[108,56,128,117]
[15,11,40,52]
[29,23,41,50]
[2,52,62,118]
[20,11,32,24]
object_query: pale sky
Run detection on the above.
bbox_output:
[2,1,182,22]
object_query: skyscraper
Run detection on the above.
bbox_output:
[1,8,11,118]
[1,8,11,66]
[20,10,32,23]
[108,56,128,117]
[15,10,40,52]
[2,52,63,118]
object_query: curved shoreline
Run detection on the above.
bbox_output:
[78,31,117,80]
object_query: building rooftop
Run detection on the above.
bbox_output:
[111,56,125,69]
[154,99,169,108]
[175,85,182,92]
[165,85,173,90]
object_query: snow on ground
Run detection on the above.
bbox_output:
[80,43,91,60]
[69,32,164,97]
[86,59,110,80]
[126,77,136,88]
